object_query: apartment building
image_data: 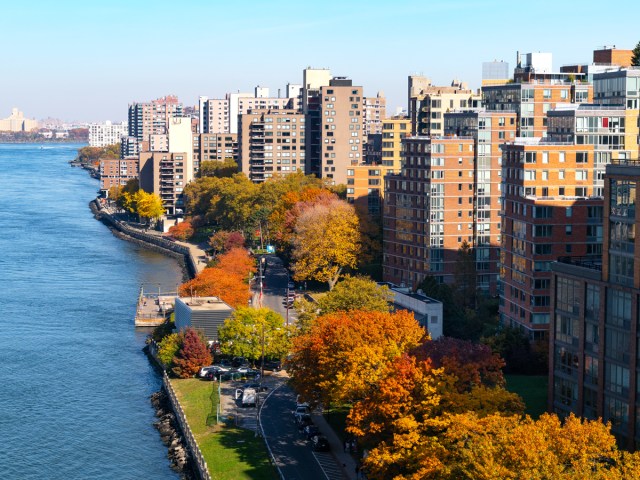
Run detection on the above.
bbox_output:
[408,76,481,136]
[192,133,238,173]
[88,121,127,147]
[548,161,640,449]
[199,86,299,135]
[238,109,305,182]
[499,139,603,339]
[346,164,394,216]
[127,95,183,143]
[306,77,364,185]
[139,117,194,215]
[363,92,386,136]
[381,116,410,168]
[482,82,592,138]
[99,158,139,193]
[302,67,332,114]
[383,136,476,289]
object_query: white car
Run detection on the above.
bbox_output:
[198,365,230,378]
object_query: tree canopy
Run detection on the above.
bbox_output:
[288,310,425,405]
[291,198,361,290]
[171,328,211,378]
[217,307,292,362]
[316,276,393,315]
[632,40,640,67]
[198,159,239,178]
[179,266,250,308]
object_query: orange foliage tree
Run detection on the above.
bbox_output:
[214,247,256,280]
[167,220,194,241]
[288,310,425,406]
[171,328,212,378]
[179,267,250,308]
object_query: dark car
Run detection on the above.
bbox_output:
[242,382,269,392]
[311,435,330,452]
[303,425,320,440]
[295,413,313,429]
[263,360,281,371]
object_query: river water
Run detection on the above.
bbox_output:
[0,144,182,479]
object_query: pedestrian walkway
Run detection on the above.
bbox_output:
[311,412,359,480]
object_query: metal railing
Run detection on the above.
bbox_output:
[163,372,212,480]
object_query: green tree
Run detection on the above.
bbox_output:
[292,198,361,290]
[157,332,183,367]
[218,307,292,363]
[317,276,392,315]
[632,40,640,66]
[453,241,477,309]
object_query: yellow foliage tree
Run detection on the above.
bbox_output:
[291,198,360,290]
[135,190,164,223]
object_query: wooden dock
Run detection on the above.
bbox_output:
[134,285,178,327]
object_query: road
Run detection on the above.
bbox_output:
[261,383,347,480]
[255,255,298,326]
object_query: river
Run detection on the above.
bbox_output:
[0,144,183,479]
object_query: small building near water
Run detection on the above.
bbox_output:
[174,296,233,341]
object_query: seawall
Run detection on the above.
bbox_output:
[90,200,197,280]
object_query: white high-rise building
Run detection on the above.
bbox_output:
[88,121,128,147]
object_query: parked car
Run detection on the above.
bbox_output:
[232,357,248,368]
[295,413,313,429]
[198,365,229,378]
[293,405,310,417]
[288,281,295,290]
[311,435,330,452]
[263,360,281,371]
[303,424,320,440]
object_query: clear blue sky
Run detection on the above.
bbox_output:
[1,0,638,123]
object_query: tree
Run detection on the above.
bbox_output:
[157,332,183,367]
[317,276,393,315]
[171,328,212,378]
[208,230,245,254]
[217,307,292,363]
[214,247,256,280]
[198,159,238,178]
[135,190,164,223]
[288,310,425,405]
[291,198,361,290]
[632,40,640,67]
[482,326,547,374]
[167,220,194,241]
[453,241,477,310]
[179,267,250,308]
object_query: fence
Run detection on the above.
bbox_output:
[163,371,212,480]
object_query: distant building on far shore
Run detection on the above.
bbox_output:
[0,108,39,132]
[88,120,127,147]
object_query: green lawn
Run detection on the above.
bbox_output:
[505,374,549,419]
[170,378,277,480]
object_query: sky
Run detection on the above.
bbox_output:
[1,0,638,123]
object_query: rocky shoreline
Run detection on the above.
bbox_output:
[151,390,198,479]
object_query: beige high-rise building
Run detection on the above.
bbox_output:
[363,92,387,136]
[306,77,364,185]
[408,77,481,135]
[0,108,38,132]
[139,117,194,215]
[193,133,238,173]
[238,109,305,182]
[302,67,332,114]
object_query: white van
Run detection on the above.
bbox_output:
[242,388,257,407]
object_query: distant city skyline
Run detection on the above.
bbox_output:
[1,0,638,122]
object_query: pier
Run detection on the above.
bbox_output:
[135,284,178,327]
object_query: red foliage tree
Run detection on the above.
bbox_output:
[171,328,212,378]
[167,220,194,241]
[411,336,506,392]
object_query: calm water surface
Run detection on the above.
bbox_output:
[0,144,182,479]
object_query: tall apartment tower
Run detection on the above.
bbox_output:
[302,67,332,114]
[409,77,481,136]
[306,77,364,185]
[127,95,183,148]
[238,109,306,182]
[548,161,640,449]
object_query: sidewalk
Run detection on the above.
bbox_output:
[311,411,359,480]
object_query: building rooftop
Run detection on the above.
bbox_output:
[177,296,232,312]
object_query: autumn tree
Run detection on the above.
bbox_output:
[214,247,256,280]
[217,307,292,363]
[198,159,238,178]
[316,276,392,315]
[288,310,425,406]
[157,332,183,367]
[179,267,250,308]
[291,198,361,290]
[208,230,245,254]
[167,220,194,241]
[135,190,164,223]
[171,328,212,378]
